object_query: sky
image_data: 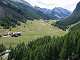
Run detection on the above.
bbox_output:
[24,0,80,11]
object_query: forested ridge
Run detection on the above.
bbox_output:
[56,2,80,30]
[7,25,80,60]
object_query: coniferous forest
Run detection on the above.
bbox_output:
[7,26,80,60]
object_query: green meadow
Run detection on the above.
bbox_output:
[0,20,66,47]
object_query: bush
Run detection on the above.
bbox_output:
[0,44,6,53]
[0,35,2,37]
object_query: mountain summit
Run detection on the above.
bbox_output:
[0,0,50,28]
[35,7,71,20]
[0,0,71,20]
[51,7,71,19]
[0,0,72,28]
[0,0,49,20]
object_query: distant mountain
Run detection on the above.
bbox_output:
[56,2,80,30]
[51,7,71,19]
[0,0,71,21]
[0,0,49,20]
[0,0,50,28]
[35,7,51,15]
[35,7,71,20]
[0,0,72,28]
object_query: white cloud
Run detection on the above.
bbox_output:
[25,0,80,11]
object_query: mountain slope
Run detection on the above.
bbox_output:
[35,7,71,20]
[0,20,66,47]
[0,0,49,20]
[0,0,50,28]
[70,22,80,31]
[51,7,71,19]
[56,2,80,30]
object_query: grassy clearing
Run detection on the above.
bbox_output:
[0,20,66,47]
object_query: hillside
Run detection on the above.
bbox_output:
[56,2,80,30]
[0,0,72,29]
[51,7,71,19]
[70,22,80,31]
[0,0,49,28]
[0,20,66,47]
[8,21,80,60]
[35,7,71,20]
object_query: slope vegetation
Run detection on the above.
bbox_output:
[0,0,49,28]
[8,21,80,60]
[0,20,66,47]
[56,2,80,30]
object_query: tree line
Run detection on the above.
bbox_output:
[7,28,80,60]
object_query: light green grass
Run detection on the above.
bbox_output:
[0,20,66,47]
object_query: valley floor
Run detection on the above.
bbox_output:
[0,20,66,47]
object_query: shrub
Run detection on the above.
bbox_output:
[0,44,6,53]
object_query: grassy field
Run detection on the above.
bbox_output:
[0,20,66,47]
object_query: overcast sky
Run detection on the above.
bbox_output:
[24,0,80,11]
